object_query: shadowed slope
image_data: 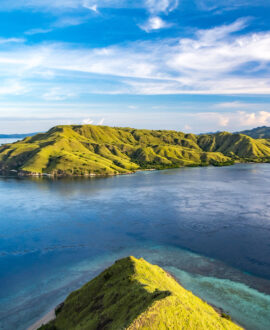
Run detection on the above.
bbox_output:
[40,257,241,330]
[239,126,270,139]
[0,125,270,176]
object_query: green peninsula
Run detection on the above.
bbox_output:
[1,124,270,176]
[40,256,241,330]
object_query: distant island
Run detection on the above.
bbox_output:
[0,125,270,176]
[238,126,270,139]
[37,256,241,330]
[0,133,37,139]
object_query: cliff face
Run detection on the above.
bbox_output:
[40,256,242,330]
[0,124,270,176]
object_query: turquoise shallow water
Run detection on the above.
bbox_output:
[0,164,270,329]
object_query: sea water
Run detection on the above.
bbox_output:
[0,139,21,146]
[0,164,270,329]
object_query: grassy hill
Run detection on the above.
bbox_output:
[0,125,270,176]
[40,256,241,330]
[239,126,270,139]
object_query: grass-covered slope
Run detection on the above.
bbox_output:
[40,256,241,330]
[1,124,270,176]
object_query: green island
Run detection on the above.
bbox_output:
[40,256,241,330]
[1,124,270,176]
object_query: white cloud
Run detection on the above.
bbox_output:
[25,28,53,35]
[215,101,249,109]
[196,18,248,44]
[1,19,270,95]
[196,0,268,12]
[219,116,230,127]
[42,87,75,101]
[0,38,25,44]
[98,118,104,125]
[82,118,94,124]
[0,80,28,96]
[238,111,270,127]
[139,16,171,32]
[145,0,179,14]
[191,111,270,131]
[184,124,191,131]
[0,0,84,10]
[83,1,98,12]
[53,16,89,28]
[0,0,179,13]
[0,102,269,133]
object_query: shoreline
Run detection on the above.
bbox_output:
[0,160,269,179]
[27,309,56,330]
[0,168,158,179]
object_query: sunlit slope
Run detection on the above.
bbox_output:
[197,132,270,159]
[0,125,270,175]
[40,257,241,330]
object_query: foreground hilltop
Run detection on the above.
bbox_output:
[40,256,241,330]
[1,124,270,176]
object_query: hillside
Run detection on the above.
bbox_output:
[239,126,270,139]
[0,125,270,176]
[40,256,241,330]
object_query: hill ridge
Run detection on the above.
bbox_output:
[39,256,241,330]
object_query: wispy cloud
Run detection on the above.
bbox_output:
[53,15,90,28]
[196,0,269,12]
[1,19,270,96]
[24,12,94,35]
[82,1,98,12]
[25,28,53,36]
[82,118,94,124]
[42,87,75,101]
[145,0,179,14]
[82,117,104,125]
[98,118,104,125]
[0,80,29,96]
[0,38,25,44]
[214,101,260,109]
[0,0,179,13]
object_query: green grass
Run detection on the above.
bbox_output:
[1,124,270,176]
[40,256,241,330]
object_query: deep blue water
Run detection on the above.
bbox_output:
[0,164,270,329]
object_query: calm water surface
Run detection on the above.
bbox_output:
[0,138,20,145]
[0,164,270,329]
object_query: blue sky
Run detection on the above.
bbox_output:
[0,0,270,133]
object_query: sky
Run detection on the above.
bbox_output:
[0,0,270,133]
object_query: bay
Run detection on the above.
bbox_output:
[0,164,270,329]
